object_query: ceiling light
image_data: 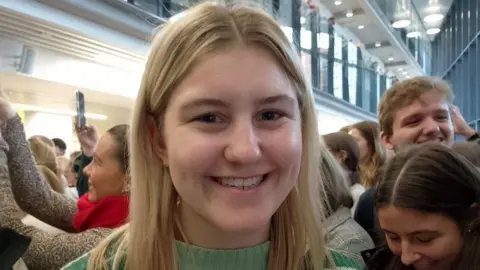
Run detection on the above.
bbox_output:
[402,71,408,75]
[398,68,403,71]
[346,10,353,17]
[375,42,381,47]
[358,25,364,29]
[334,1,342,5]
[388,57,394,61]
[392,19,411,28]
[300,16,306,24]
[426,28,441,35]
[424,14,444,23]
[406,31,421,38]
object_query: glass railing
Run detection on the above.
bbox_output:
[121,0,392,115]
[371,0,432,74]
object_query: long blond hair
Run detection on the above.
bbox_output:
[28,137,65,193]
[88,2,328,270]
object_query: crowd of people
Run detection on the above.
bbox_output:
[1,2,479,270]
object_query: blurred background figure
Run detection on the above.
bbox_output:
[52,138,67,157]
[323,131,364,214]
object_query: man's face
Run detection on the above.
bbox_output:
[381,91,454,152]
[55,146,65,157]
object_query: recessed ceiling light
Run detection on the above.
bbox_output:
[300,16,306,24]
[426,28,441,35]
[388,57,394,61]
[375,42,381,47]
[334,1,342,5]
[392,19,411,28]
[358,25,365,29]
[398,68,404,71]
[406,31,421,38]
[346,10,353,17]
[402,71,408,75]
[424,14,444,23]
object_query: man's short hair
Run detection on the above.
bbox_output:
[378,76,454,137]
[52,138,67,151]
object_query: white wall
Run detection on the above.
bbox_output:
[32,48,143,99]
[0,37,143,99]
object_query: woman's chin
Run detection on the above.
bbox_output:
[87,192,97,202]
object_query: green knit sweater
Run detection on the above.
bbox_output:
[62,241,362,270]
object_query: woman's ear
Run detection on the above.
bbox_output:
[147,115,169,166]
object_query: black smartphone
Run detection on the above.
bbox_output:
[76,90,86,130]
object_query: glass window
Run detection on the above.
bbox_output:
[319,57,328,92]
[348,66,357,105]
[348,42,358,65]
[317,32,329,53]
[301,51,312,86]
[334,35,343,60]
[333,62,343,99]
[300,28,312,50]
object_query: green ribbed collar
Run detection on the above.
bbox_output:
[175,241,270,270]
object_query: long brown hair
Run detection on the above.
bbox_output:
[349,121,385,188]
[323,132,360,186]
[320,149,354,216]
[375,143,480,270]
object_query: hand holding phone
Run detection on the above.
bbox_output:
[76,90,86,130]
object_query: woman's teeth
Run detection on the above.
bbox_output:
[217,175,264,190]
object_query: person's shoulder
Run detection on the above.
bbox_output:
[326,249,364,270]
[61,252,90,270]
[61,242,127,270]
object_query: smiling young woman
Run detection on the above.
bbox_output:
[62,2,363,270]
[371,143,480,270]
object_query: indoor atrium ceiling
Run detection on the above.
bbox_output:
[318,0,454,80]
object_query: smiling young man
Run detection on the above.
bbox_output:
[380,77,450,151]
[354,76,479,245]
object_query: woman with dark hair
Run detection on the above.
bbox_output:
[369,143,480,270]
[348,121,385,189]
[323,132,364,214]
[320,149,374,265]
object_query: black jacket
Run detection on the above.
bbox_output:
[0,227,31,270]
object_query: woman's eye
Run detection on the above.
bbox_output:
[260,111,283,121]
[415,236,434,243]
[196,114,218,123]
[386,234,400,242]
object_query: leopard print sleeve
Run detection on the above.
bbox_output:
[4,115,77,232]
[0,129,112,270]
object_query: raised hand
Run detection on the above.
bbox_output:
[0,88,17,125]
[452,105,476,138]
[74,120,98,157]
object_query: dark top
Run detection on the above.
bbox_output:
[76,154,93,197]
[353,187,379,244]
[0,227,31,270]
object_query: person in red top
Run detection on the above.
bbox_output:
[72,124,130,232]
[0,92,130,269]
